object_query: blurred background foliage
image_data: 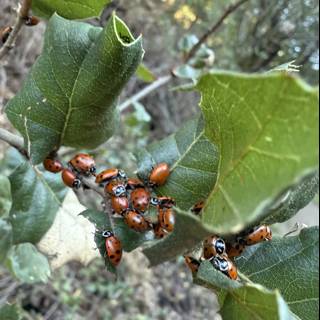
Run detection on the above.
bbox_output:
[0,0,318,319]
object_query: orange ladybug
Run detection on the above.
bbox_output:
[149,162,170,187]
[126,178,144,190]
[226,242,246,258]
[102,231,122,267]
[184,256,201,273]
[69,153,96,175]
[243,225,272,246]
[124,211,150,232]
[153,223,168,239]
[61,169,81,189]
[158,207,175,232]
[151,196,176,208]
[191,201,204,215]
[43,157,63,173]
[203,236,226,260]
[1,26,12,44]
[130,188,151,213]
[111,196,129,215]
[211,255,238,280]
[24,16,40,26]
[95,168,127,184]
[105,180,127,197]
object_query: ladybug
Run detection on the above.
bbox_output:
[184,256,201,273]
[102,231,122,267]
[126,178,145,190]
[158,207,175,232]
[43,157,63,173]
[24,16,40,26]
[243,225,272,246]
[124,211,151,232]
[95,168,127,184]
[191,201,204,215]
[150,196,176,208]
[153,223,168,239]
[1,26,12,44]
[130,188,151,213]
[105,180,127,197]
[149,162,170,187]
[210,255,238,280]
[111,196,129,215]
[61,169,81,189]
[69,153,96,175]
[226,242,246,258]
[203,236,226,260]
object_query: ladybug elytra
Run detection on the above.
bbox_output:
[158,207,175,232]
[95,168,127,184]
[111,196,129,215]
[69,153,96,175]
[149,162,170,187]
[126,178,144,190]
[102,231,122,267]
[184,256,201,273]
[153,223,168,239]
[43,157,63,173]
[124,211,151,232]
[243,225,272,246]
[130,188,151,213]
[61,169,81,189]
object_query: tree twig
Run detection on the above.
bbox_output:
[118,75,172,112]
[0,127,27,156]
[119,0,249,112]
[0,0,33,61]
[184,0,250,63]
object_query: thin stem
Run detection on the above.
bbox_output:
[0,0,33,61]
[118,75,172,112]
[0,127,27,156]
[184,0,250,63]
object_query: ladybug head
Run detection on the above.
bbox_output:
[118,170,127,179]
[115,186,126,197]
[89,166,96,174]
[211,256,228,272]
[72,179,82,189]
[215,238,226,255]
[150,197,159,206]
[102,230,114,238]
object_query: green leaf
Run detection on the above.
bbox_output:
[6,243,51,283]
[81,209,153,272]
[136,117,219,210]
[236,227,319,320]
[9,162,67,244]
[0,219,12,263]
[32,0,111,19]
[263,171,319,224]
[196,72,319,235]
[220,285,298,320]
[136,64,156,83]
[0,304,22,320]
[143,209,213,266]
[6,14,144,164]
[0,175,11,217]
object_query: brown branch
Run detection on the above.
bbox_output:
[0,0,33,61]
[184,0,250,63]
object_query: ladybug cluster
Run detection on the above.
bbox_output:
[184,223,272,280]
[43,154,176,268]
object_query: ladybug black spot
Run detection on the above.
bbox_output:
[116,250,121,254]
[110,255,115,259]
[260,235,264,239]
[116,258,121,263]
